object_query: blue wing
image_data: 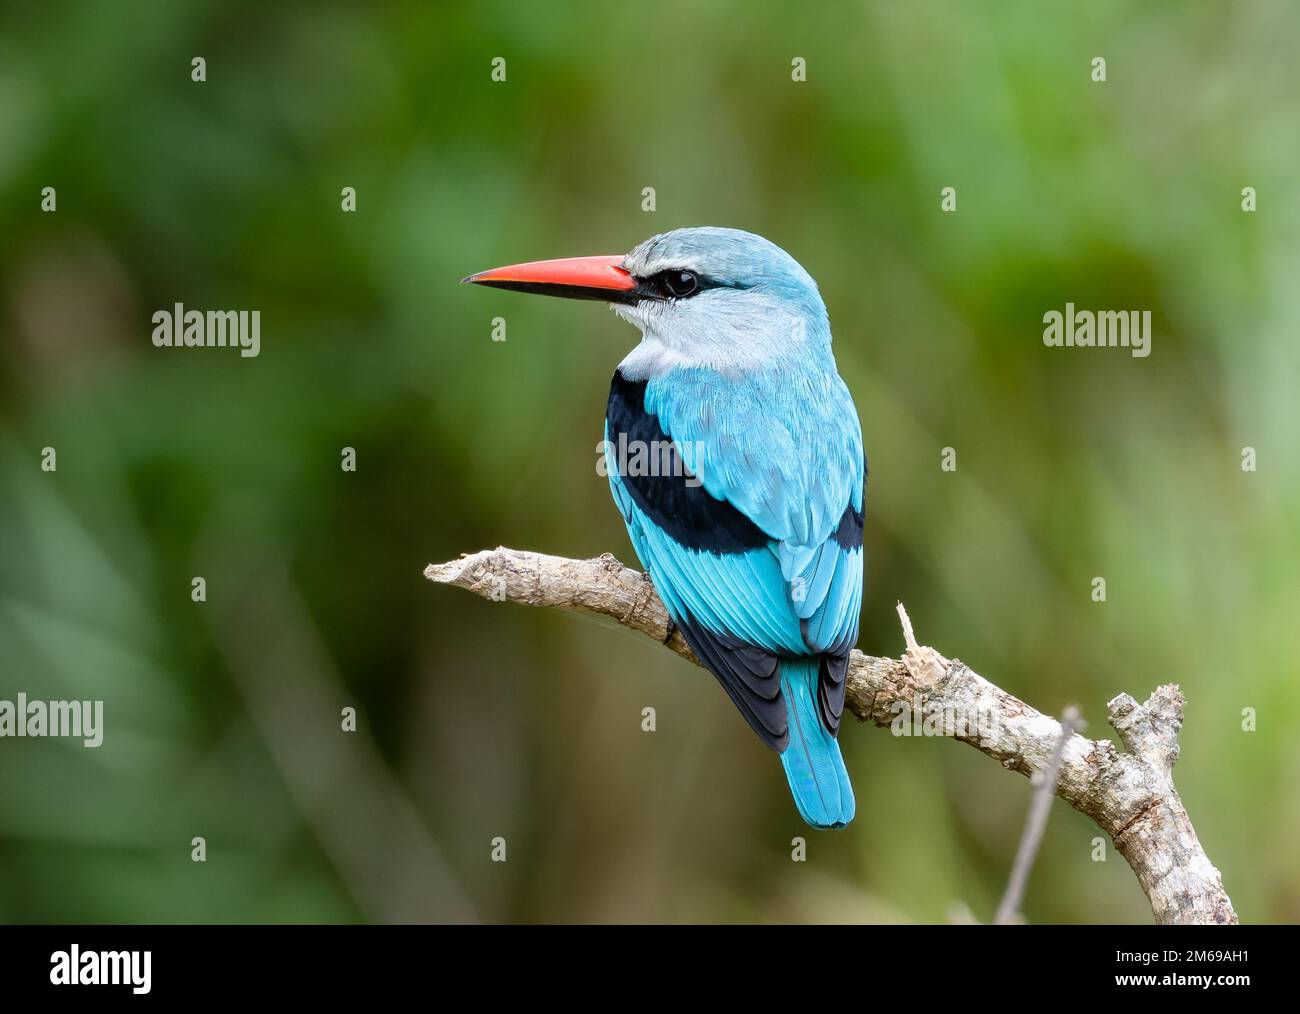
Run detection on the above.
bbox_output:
[605,362,864,748]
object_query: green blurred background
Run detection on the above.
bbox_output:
[1,0,1297,924]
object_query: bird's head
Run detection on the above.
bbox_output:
[464,227,831,374]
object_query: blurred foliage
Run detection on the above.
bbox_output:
[1,0,1298,923]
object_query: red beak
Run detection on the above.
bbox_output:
[462,255,640,303]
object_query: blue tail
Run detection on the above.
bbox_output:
[779,659,855,829]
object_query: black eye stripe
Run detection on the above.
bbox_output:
[636,269,744,300]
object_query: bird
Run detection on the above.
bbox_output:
[465,227,864,829]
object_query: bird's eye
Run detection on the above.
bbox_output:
[662,270,699,298]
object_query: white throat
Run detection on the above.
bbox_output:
[612,291,812,380]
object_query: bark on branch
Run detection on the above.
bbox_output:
[424,546,1237,925]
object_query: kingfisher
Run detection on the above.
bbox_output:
[466,227,864,828]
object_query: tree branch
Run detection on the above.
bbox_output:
[993,705,1083,925]
[424,546,1238,925]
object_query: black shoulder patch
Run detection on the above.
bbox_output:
[674,614,788,752]
[830,501,864,550]
[606,371,771,554]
